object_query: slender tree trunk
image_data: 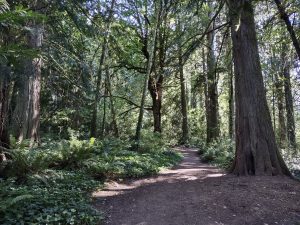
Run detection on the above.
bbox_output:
[148,75,163,133]
[90,0,115,138]
[178,43,189,144]
[134,0,161,149]
[11,24,42,145]
[273,0,300,60]
[206,8,219,144]
[106,69,119,137]
[100,81,107,138]
[229,0,290,176]
[283,61,296,150]
[228,59,234,140]
[274,52,286,147]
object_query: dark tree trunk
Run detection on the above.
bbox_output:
[106,69,119,137]
[229,0,290,176]
[135,0,161,149]
[0,66,11,149]
[148,75,163,133]
[178,45,189,144]
[206,9,219,144]
[283,62,296,150]
[11,24,42,145]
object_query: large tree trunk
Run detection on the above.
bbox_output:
[11,24,42,145]
[206,8,219,144]
[229,0,290,176]
[0,65,11,149]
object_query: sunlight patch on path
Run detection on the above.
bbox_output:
[93,147,225,198]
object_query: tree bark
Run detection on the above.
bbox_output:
[134,0,161,149]
[11,24,42,145]
[274,51,286,147]
[90,0,116,138]
[273,0,300,61]
[228,57,234,140]
[283,61,296,150]
[106,69,119,137]
[148,75,163,133]
[206,6,219,144]
[0,65,11,149]
[178,40,189,144]
[229,0,290,176]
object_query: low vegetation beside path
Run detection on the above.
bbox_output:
[0,135,182,225]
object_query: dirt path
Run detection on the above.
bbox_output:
[93,147,300,225]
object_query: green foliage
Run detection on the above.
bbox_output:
[198,138,234,169]
[83,149,182,179]
[0,137,181,224]
[0,171,102,225]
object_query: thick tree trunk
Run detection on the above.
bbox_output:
[273,0,300,61]
[229,0,290,176]
[90,0,115,138]
[206,9,219,144]
[0,65,11,149]
[11,24,42,145]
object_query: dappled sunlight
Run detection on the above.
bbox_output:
[93,148,225,198]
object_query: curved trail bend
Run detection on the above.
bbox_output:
[93,147,300,225]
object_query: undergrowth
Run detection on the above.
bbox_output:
[196,138,235,170]
[0,134,182,225]
[196,138,300,178]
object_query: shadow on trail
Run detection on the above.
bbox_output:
[93,147,300,225]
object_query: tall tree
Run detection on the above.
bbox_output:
[229,0,290,176]
[282,48,296,150]
[90,0,116,138]
[134,0,161,148]
[205,4,219,143]
[11,9,43,145]
[274,50,286,147]
[177,19,189,144]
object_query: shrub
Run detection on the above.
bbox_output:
[0,136,182,224]
[198,138,234,169]
[0,171,102,225]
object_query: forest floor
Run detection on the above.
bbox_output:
[93,147,300,225]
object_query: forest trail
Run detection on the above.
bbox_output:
[93,147,300,225]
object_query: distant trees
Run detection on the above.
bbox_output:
[0,0,298,176]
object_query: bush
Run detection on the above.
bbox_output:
[0,136,182,224]
[198,138,234,169]
[0,171,102,225]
